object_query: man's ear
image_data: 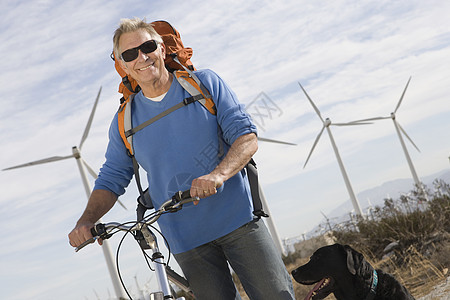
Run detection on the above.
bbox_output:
[160,42,166,59]
[118,58,130,75]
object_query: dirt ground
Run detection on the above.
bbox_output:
[416,277,450,299]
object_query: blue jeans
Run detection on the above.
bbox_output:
[174,218,295,300]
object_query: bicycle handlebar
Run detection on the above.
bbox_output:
[75,190,197,252]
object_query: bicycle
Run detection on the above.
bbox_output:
[75,190,198,300]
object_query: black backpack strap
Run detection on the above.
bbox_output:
[133,156,154,250]
[122,75,141,94]
[246,158,269,218]
[125,96,200,139]
[217,127,268,218]
[131,156,154,211]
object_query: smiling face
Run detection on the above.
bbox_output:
[118,28,169,95]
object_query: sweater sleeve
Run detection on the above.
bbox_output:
[93,113,135,197]
[196,69,257,146]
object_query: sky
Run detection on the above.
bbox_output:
[1,0,450,299]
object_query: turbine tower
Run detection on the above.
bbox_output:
[299,82,365,217]
[3,87,127,300]
[350,77,427,200]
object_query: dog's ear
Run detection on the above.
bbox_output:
[344,245,372,278]
[345,246,358,275]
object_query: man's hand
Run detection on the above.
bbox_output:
[190,173,224,199]
[68,222,97,247]
[68,189,117,248]
[190,133,258,201]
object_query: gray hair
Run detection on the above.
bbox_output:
[113,17,163,59]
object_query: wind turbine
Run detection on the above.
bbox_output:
[349,77,427,200]
[2,87,127,300]
[299,82,365,217]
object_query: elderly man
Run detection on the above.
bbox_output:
[69,17,294,300]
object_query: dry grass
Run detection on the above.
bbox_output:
[358,244,448,298]
[373,245,448,298]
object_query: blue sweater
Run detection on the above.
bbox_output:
[94,69,258,253]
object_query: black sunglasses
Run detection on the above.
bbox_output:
[120,40,159,62]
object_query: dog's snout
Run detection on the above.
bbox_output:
[291,268,301,281]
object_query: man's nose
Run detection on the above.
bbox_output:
[137,49,150,61]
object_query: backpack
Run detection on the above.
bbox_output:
[111,20,268,219]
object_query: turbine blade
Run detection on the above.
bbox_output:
[394,76,412,113]
[2,154,74,171]
[258,137,297,146]
[347,116,390,123]
[82,159,128,210]
[320,211,328,219]
[333,122,373,126]
[298,82,324,122]
[79,87,102,150]
[303,126,325,168]
[81,158,98,179]
[116,198,128,210]
[397,122,421,152]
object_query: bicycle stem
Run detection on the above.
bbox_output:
[140,224,173,297]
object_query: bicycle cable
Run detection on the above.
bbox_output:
[114,210,176,300]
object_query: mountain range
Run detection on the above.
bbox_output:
[308,168,450,237]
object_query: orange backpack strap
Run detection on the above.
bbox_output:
[117,95,134,155]
[174,70,216,115]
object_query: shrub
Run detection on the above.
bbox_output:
[333,180,450,264]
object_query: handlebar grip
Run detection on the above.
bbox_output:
[90,226,98,237]
[90,223,106,237]
[164,189,196,211]
[171,189,192,202]
[181,189,191,200]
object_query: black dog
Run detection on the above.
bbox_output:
[291,243,415,300]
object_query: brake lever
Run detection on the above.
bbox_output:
[75,223,111,252]
[75,236,97,252]
[165,194,199,212]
